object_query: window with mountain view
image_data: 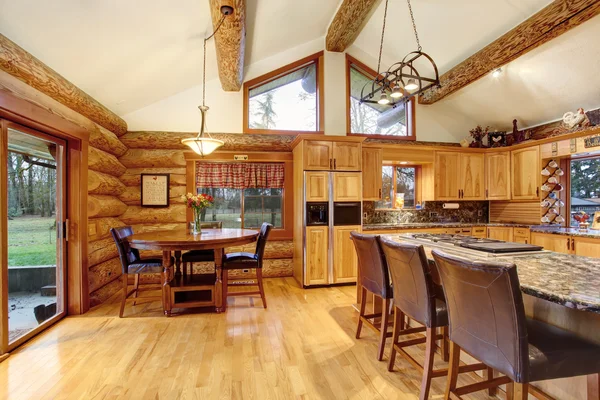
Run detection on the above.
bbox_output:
[244,52,323,133]
[569,157,600,226]
[347,55,414,139]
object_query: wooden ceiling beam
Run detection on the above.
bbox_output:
[209,0,245,91]
[326,0,382,52]
[419,0,600,105]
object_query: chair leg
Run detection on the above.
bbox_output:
[444,341,461,400]
[132,274,140,305]
[589,374,600,400]
[377,297,391,361]
[223,269,228,306]
[119,273,128,318]
[420,327,436,400]
[441,326,449,362]
[356,287,367,339]
[256,268,267,308]
[486,366,497,396]
[507,382,528,400]
[388,307,403,371]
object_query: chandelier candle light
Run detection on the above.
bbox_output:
[360,0,440,107]
[183,193,215,235]
[181,6,235,156]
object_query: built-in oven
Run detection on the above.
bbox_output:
[333,202,362,226]
[306,202,328,226]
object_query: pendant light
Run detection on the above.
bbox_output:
[181,9,233,156]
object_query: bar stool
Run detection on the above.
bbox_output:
[181,221,222,275]
[380,238,488,400]
[351,232,393,361]
[432,249,600,400]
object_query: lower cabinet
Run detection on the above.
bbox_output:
[487,227,513,242]
[305,226,329,285]
[531,232,570,254]
[472,226,486,238]
[333,226,360,283]
[572,237,600,257]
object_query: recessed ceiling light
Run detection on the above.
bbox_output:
[492,68,502,78]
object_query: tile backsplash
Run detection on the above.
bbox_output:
[363,201,489,225]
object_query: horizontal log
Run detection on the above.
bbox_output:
[119,186,186,206]
[119,205,186,225]
[88,195,128,218]
[120,172,186,187]
[88,237,119,267]
[326,0,381,52]
[88,170,127,196]
[130,223,186,235]
[0,34,127,135]
[88,146,127,177]
[89,125,128,157]
[89,277,122,308]
[89,257,122,293]
[119,149,186,168]
[119,131,194,150]
[88,217,124,241]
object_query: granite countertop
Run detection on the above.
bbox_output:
[384,234,600,314]
[363,222,533,231]
[529,226,600,238]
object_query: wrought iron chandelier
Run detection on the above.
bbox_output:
[182,7,234,156]
[360,0,440,107]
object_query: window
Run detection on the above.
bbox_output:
[375,166,417,209]
[346,55,415,139]
[243,52,323,134]
[569,157,600,226]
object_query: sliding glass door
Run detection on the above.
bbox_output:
[1,120,67,352]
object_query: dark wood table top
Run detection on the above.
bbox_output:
[128,228,259,251]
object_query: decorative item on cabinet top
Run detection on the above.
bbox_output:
[540,159,565,225]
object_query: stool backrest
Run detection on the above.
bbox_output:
[380,238,437,327]
[350,232,391,299]
[432,249,528,382]
[110,226,140,273]
[255,222,273,261]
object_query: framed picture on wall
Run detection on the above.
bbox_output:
[592,211,600,230]
[141,174,170,207]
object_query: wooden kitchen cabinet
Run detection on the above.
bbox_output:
[511,146,540,200]
[434,151,485,200]
[460,153,485,200]
[472,226,487,238]
[486,152,511,200]
[572,237,600,257]
[434,152,461,200]
[333,172,362,202]
[487,227,513,242]
[305,172,329,202]
[332,142,361,171]
[305,226,329,285]
[362,148,383,200]
[333,226,360,283]
[513,227,530,244]
[304,141,333,170]
[303,140,361,171]
[531,232,570,254]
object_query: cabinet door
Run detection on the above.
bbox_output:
[531,232,570,254]
[333,172,362,202]
[486,152,511,200]
[333,226,360,283]
[460,153,485,200]
[435,152,461,200]
[304,141,332,170]
[487,227,513,242]
[511,146,540,200]
[362,148,383,200]
[472,226,487,238]
[305,226,329,285]
[305,172,329,202]
[332,142,362,171]
[572,237,600,257]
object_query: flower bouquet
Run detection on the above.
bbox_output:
[183,193,214,234]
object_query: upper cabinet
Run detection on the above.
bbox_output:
[460,153,485,200]
[511,146,540,200]
[305,172,329,202]
[362,148,383,201]
[302,140,361,171]
[434,151,484,200]
[486,152,511,200]
[333,172,362,202]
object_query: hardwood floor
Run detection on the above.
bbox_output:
[0,278,497,400]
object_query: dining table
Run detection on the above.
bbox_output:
[128,228,259,316]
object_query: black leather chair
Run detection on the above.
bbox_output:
[222,223,273,308]
[433,249,600,400]
[111,226,172,317]
[181,221,222,275]
[351,232,393,361]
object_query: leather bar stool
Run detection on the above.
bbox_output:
[222,222,272,308]
[181,221,222,276]
[111,226,173,318]
[351,232,394,361]
[432,249,600,400]
[380,238,488,400]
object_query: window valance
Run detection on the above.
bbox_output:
[196,162,285,189]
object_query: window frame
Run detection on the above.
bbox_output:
[243,51,324,135]
[375,164,421,210]
[345,54,416,140]
[567,155,600,228]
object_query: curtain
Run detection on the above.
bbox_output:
[196,162,285,189]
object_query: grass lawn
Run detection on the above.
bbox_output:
[8,216,57,267]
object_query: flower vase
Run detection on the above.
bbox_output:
[193,208,203,235]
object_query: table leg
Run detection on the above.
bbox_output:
[174,250,182,277]
[215,248,224,313]
[162,250,173,317]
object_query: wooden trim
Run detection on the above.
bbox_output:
[184,150,293,162]
[243,52,324,135]
[419,0,600,104]
[345,54,416,140]
[290,133,365,149]
[0,119,8,353]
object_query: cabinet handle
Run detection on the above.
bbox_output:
[379,188,382,198]
[567,238,570,251]
[458,189,461,198]
[486,189,488,198]
[571,238,575,252]
[329,159,332,169]
[334,159,337,169]
[536,187,539,197]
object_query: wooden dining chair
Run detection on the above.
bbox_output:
[221,222,272,308]
[111,226,172,317]
[182,221,222,276]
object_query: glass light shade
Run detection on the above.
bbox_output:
[390,83,403,98]
[378,92,390,105]
[181,137,224,156]
[404,79,418,91]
